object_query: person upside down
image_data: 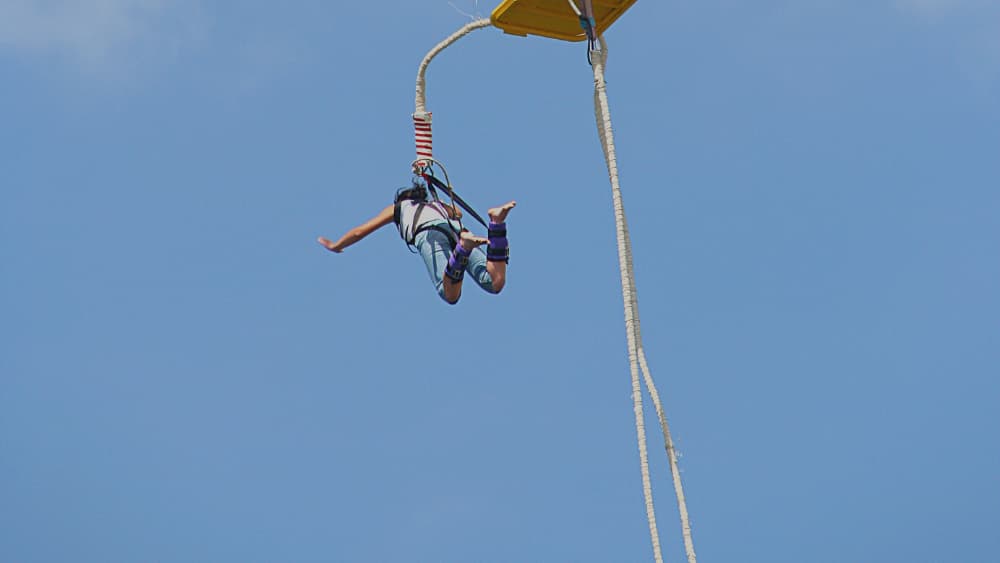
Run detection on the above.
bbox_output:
[318,181,516,304]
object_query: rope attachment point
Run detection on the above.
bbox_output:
[413,111,433,172]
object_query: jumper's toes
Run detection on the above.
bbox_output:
[488,201,517,223]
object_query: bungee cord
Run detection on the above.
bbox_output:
[414,17,491,115]
[591,36,696,563]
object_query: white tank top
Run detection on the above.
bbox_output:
[397,200,458,242]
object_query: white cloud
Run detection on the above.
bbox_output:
[0,0,205,70]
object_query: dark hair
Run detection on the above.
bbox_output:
[394,183,428,203]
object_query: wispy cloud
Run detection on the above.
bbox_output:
[0,0,205,71]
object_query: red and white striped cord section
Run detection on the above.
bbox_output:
[413,111,433,167]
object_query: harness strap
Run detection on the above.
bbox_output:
[412,222,459,249]
[577,0,598,64]
[423,173,489,230]
[394,200,430,246]
[409,202,427,244]
[579,0,596,41]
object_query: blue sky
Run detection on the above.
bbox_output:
[2,1,999,561]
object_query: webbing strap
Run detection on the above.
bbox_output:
[412,222,459,249]
[579,0,596,41]
[423,174,489,230]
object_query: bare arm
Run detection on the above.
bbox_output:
[318,204,395,253]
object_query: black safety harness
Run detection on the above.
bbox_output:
[392,170,489,252]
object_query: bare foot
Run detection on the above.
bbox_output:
[488,201,517,224]
[317,237,342,253]
[459,230,488,252]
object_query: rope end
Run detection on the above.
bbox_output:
[413,111,434,167]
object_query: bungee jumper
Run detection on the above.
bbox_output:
[317,161,515,305]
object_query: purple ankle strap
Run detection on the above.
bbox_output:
[487,222,509,263]
[446,244,470,281]
[488,222,508,247]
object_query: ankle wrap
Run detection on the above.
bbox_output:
[487,222,509,263]
[445,244,471,282]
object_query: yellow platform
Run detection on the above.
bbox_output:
[491,0,637,42]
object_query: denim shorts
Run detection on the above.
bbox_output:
[413,222,496,300]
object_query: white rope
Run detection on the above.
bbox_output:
[638,346,696,562]
[415,18,491,115]
[591,37,698,563]
[412,18,491,169]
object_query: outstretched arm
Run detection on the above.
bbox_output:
[318,204,395,253]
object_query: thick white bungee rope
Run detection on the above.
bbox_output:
[415,18,491,115]
[591,37,697,563]
[413,18,492,168]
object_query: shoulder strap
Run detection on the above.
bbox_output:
[408,202,427,245]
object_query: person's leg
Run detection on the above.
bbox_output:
[416,228,488,304]
[442,231,488,303]
[485,201,516,293]
[465,244,494,294]
[415,229,463,304]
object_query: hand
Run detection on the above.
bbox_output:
[317,237,343,253]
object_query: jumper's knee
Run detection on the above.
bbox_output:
[490,275,506,294]
[438,285,461,305]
